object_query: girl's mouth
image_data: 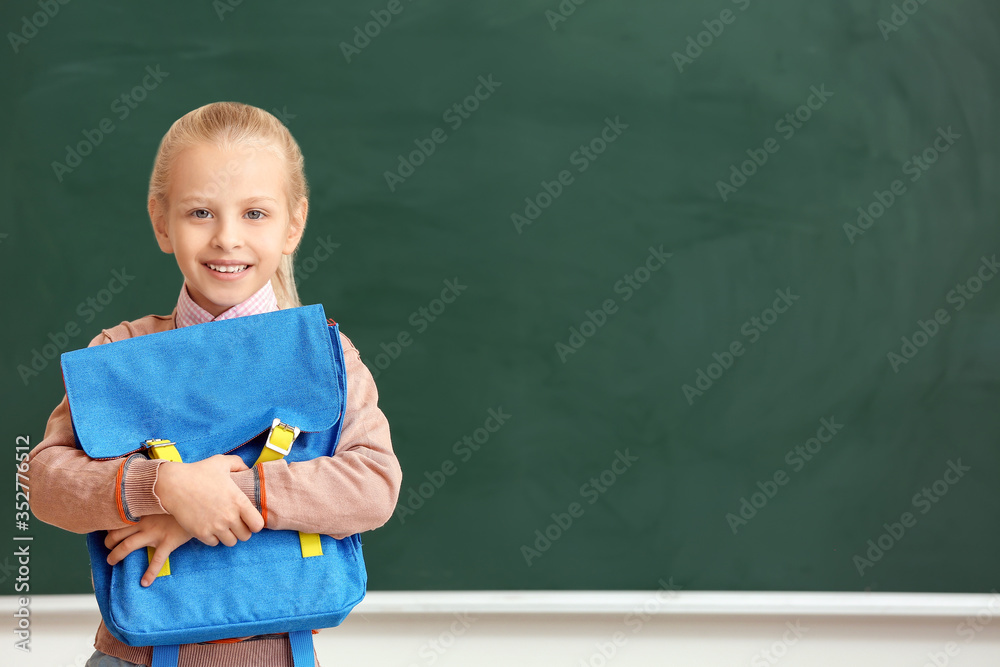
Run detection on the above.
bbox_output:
[203,263,251,280]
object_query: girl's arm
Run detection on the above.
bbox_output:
[232,331,403,538]
[28,332,172,534]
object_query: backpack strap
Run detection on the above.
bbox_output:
[144,439,183,577]
[151,632,314,667]
[254,419,324,558]
[289,629,316,666]
[151,644,179,667]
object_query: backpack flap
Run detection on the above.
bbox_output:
[61,304,344,462]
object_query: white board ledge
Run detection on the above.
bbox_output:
[3,591,999,617]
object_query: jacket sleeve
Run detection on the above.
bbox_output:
[234,330,402,539]
[27,331,169,534]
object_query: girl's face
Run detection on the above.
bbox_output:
[149,141,306,317]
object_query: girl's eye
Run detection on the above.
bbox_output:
[246,210,264,220]
[192,209,211,219]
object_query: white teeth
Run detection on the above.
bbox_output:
[207,264,248,273]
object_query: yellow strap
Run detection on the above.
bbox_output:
[253,424,295,464]
[253,421,324,558]
[146,546,171,577]
[144,440,183,577]
[299,532,323,558]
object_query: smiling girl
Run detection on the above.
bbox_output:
[28,101,402,667]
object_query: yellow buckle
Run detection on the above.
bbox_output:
[265,418,300,456]
[143,438,175,451]
[142,439,182,462]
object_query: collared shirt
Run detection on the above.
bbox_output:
[175,279,278,329]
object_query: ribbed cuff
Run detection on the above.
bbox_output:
[231,467,261,515]
[122,455,169,519]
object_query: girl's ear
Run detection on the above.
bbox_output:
[149,198,175,254]
[283,197,308,255]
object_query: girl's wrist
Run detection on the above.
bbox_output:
[122,455,171,519]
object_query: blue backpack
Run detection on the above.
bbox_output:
[60,304,366,667]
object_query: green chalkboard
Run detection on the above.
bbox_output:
[4,0,1000,596]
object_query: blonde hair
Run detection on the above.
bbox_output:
[148,101,309,309]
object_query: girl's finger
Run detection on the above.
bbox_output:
[141,545,173,587]
[105,524,140,550]
[217,529,238,548]
[239,502,265,533]
[231,519,252,543]
[107,533,149,566]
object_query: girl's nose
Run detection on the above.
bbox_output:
[212,216,243,250]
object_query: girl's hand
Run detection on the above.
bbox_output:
[105,514,193,587]
[154,454,265,547]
